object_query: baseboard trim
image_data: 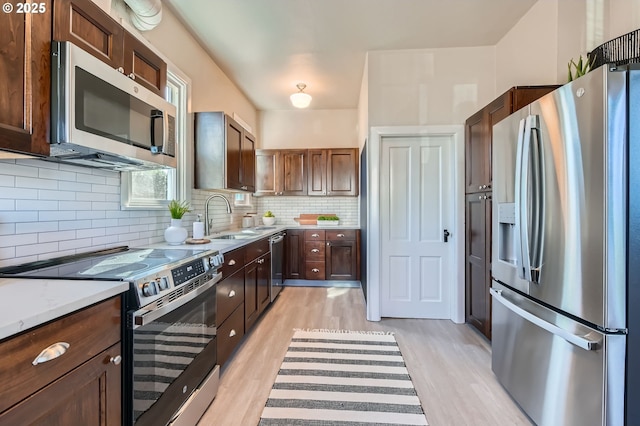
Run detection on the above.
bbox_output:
[284,279,361,288]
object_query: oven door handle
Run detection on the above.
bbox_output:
[133,271,222,328]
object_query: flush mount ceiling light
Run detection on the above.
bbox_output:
[290,83,312,108]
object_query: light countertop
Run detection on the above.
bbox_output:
[0,278,129,341]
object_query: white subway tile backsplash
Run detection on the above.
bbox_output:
[40,211,76,221]
[0,187,38,199]
[76,173,106,184]
[16,242,59,257]
[16,176,59,190]
[59,201,92,211]
[76,191,106,202]
[0,234,38,248]
[92,184,119,194]
[78,211,107,220]
[76,228,106,239]
[0,247,17,260]
[1,211,39,222]
[38,190,75,201]
[0,200,15,210]
[0,223,15,235]
[39,168,76,182]
[64,182,93,192]
[16,221,58,234]
[91,201,120,211]
[0,161,38,178]
[92,235,119,246]
[58,237,94,251]
[19,159,58,170]
[0,175,15,186]
[59,220,93,230]
[38,230,77,243]
[16,200,58,211]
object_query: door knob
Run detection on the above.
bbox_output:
[443,229,451,243]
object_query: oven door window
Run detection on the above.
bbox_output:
[132,288,216,424]
[75,67,162,151]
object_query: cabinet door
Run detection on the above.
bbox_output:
[465,193,492,339]
[285,230,304,279]
[465,109,488,193]
[53,0,124,68]
[245,260,259,330]
[255,150,279,196]
[307,149,327,196]
[484,92,512,189]
[257,252,271,314]
[326,149,359,196]
[225,117,243,190]
[326,239,358,280]
[123,31,167,96]
[281,150,307,195]
[0,343,122,425]
[241,131,256,192]
[0,4,51,156]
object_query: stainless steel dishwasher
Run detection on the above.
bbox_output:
[269,232,285,301]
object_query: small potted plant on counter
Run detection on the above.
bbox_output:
[316,215,340,226]
[165,200,191,245]
[262,210,276,226]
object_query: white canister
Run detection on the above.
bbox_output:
[242,215,254,228]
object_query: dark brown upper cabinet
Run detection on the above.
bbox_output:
[255,149,307,196]
[0,2,52,156]
[308,148,359,196]
[54,0,166,96]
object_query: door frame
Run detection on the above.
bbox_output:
[366,125,465,323]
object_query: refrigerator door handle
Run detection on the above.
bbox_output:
[528,115,545,284]
[490,288,600,351]
[515,117,532,282]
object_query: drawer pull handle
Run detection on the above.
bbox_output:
[311,268,320,273]
[228,259,236,266]
[337,233,345,238]
[228,290,236,298]
[109,355,122,365]
[311,248,320,253]
[311,233,319,237]
[32,342,70,366]
[229,329,237,338]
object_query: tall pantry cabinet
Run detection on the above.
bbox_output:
[464,85,557,340]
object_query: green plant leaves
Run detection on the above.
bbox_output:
[567,54,596,82]
[168,199,191,219]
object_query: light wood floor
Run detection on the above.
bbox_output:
[198,286,533,426]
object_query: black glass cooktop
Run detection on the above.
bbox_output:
[0,246,209,280]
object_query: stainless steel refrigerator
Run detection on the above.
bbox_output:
[491,64,639,425]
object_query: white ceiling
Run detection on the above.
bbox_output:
[165,0,537,111]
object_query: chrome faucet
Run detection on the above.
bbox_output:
[204,194,232,235]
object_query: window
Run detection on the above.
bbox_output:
[121,69,190,209]
[233,193,254,207]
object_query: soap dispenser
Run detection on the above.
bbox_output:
[193,214,205,240]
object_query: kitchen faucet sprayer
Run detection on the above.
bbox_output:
[204,194,233,235]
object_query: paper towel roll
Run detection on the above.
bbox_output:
[193,221,205,240]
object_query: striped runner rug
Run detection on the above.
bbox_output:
[259,329,428,425]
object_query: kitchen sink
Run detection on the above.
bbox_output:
[211,234,255,240]
[254,226,277,230]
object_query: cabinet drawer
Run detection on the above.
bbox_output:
[326,230,357,241]
[221,247,246,279]
[304,230,326,240]
[216,268,245,325]
[217,304,245,367]
[0,296,121,413]
[305,241,326,261]
[305,262,326,279]
[245,238,269,263]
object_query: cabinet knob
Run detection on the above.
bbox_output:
[116,66,124,74]
[128,73,136,80]
[478,195,483,200]
[32,342,69,365]
[326,242,330,246]
[311,268,320,273]
[337,233,345,238]
[311,248,320,253]
[228,259,236,266]
[478,185,482,190]
[258,258,265,264]
[109,355,122,365]
[228,290,236,298]
[311,233,319,238]
[229,329,237,338]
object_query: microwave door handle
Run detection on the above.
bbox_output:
[529,115,545,284]
[150,109,163,154]
[514,117,532,282]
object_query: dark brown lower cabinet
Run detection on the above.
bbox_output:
[216,304,245,367]
[0,342,122,425]
[465,192,492,339]
[285,230,304,279]
[257,252,271,314]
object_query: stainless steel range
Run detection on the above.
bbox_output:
[0,246,224,426]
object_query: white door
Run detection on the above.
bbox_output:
[380,135,454,318]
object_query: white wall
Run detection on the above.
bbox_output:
[259,109,358,149]
[366,47,497,127]
[357,55,369,150]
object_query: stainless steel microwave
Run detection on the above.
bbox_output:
[50,41,177,170]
